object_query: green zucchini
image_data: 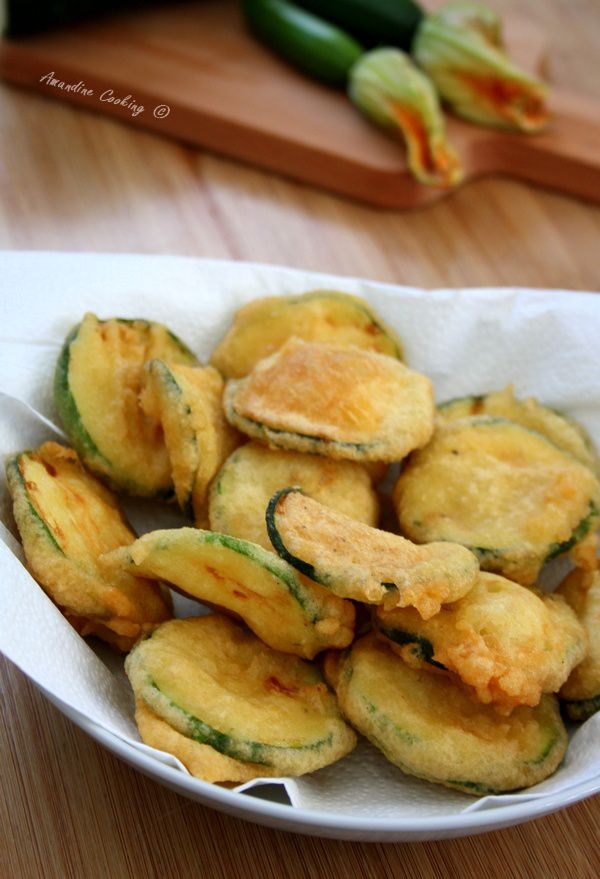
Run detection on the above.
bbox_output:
[139,360,239,521]
[333,634,567,795]
[125,614,356,775]
[101,526,354,658]
[243,0,364,87]
[224,336,434,464]
[438,385,600,475]
[266,487,479,619]
[208,441,378,550]
[395,416,600,586]
[54,313,198,497]
[295,0,423,50]
[5,442,171,651]
[377,572,586,714]
[210,289,404,380]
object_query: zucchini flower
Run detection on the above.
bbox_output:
[413,2,548,132]
[349,48,463,188]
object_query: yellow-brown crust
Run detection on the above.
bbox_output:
[558,569,600,703]
[140,361,240,520]
[7,442,171,651]
[377,572,586,713]
[225,338,434,463]
[395,417,600,586]
[210,290,403,379]
[270,490,479,619]
[135,699,278,784]
[209,441,378,550]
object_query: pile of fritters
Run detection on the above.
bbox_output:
[7,290,600,794]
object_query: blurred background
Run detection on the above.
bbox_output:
[0,0,598,290]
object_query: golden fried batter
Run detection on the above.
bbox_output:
[377,572,586,713]
[267,488,479,619]
[225,338,434,463]
[6,442,171,650]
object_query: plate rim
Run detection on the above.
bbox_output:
[42,687,600,842]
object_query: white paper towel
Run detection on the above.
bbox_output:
[1,250,599,820]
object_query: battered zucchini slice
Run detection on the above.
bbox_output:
[210,289,404,379]
[395,417,600,586]
[135,699,281,784]
[54,313,198,496]
[439,385,600,474]
[101,527,354,658]
[6,442,171,651]
[266,488,479,619]
[224,338,434,463]
[209,441,378,550]
[376,572,586,714]
[139,360,240,520]
[334,634,567,795]
[558,569,600,721]
[126,615,357,776]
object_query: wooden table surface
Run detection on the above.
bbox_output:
[1,1,600,876]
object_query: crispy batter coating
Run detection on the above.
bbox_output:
[395,417,600,586]
[377,572,586,714]
[126,615,356,776]
[135,699,279,784]
[54,313,198,496]
[267,489,479,619]
[224,338,434,463]
[334,634,568,795]
[102,527,355,658]
[439,385,600,474]
[6,442,171,651]
[209,441,378,550]
[558,569,600,720]
[140,360,240,521]
[210,290,403,379]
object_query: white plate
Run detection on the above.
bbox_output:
[41,689,600,842]
[1,252,599,842]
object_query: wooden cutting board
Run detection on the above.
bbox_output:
[1,0,599,207]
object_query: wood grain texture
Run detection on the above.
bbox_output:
[1,0,599,207]
[1,1,600,876]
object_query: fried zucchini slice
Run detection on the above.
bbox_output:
[377,572,586,714]
[54,313,198,496]
[101,527,354,658]
[6,442,171,651]
[395,417,600,586]
[266,488,479,619]
[439,385,600,474]
[209,441,378,550]
[224,338,434,463]
[126,615,357,776]
[135,699,281,784]
[210,290,404,379]
[139,360,240,520]
[558,569,600,721]
[334,634,567,795]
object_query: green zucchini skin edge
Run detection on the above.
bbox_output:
[561,693,600,722]
[266,487,323,584]
[5,455,64,555]
[377,625,447,671]
[129,527,318,618]
[53,318,194,498]
[466,500,598,566]
[225,383,382,459]
[54,325,112,472]
[243,0,364,87]
[147,680,333,766]
[295,0,423,50]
